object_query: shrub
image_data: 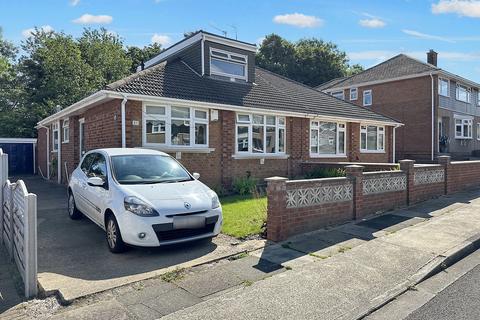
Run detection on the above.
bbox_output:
[304,167,345,179]
[232,176,258,195]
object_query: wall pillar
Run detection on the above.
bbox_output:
[265,176,288,242]
[399,159,415,205]
[438,155,451,195]
[345,165,364,219]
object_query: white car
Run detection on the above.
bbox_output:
[68,148,222,253]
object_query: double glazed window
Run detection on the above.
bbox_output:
[360,125,384,152]
[350,88,358,101]
[456,84,471,103]
[236,113,286,154]
[363,90,372,106]
[144,105,208,147]
[52,123,59,151]
[439,78,449,97]
[210,49,247,81]
[310,121,346,156]
[455,118,472,139]
[62,119,69,143]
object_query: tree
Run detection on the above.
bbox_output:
[346,64,364,76]
[256,34,362,87]
[126,43,162,73]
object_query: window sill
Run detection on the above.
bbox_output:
[454,137,472,140]
[232,153,290,160]
[309,154,347,158]
[363,104,372,107]
[439,94,450,98]
[360,150,385,154]
[140,146,215,153]
[455,99,470,103]
[62,141,69,144]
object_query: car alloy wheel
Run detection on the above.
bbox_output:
[68,194,75,217]
[107,219,117,249]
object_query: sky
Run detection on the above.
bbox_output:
[1,0,480,82]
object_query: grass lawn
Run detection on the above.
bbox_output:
[220,194,267,238]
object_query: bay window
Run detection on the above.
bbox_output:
[235,113,286,154]
[455,117,472,139]
[62,119,69,143]
[52,123,59,151]
[456,84,471,103]
[360,125,384,152]
[310,121,346,156]
[144,105,209,147]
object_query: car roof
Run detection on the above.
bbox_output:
[90,148,169,157]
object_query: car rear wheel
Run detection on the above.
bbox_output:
[106,214,126,253]
[68,193,83,220]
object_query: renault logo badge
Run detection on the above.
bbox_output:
[184,202,191,210]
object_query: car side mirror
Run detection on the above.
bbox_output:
[192,172,200,180]
[87,176,105,187]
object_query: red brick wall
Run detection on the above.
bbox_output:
[37,127,48,178]
[411,166,445,203]
[343,76,433,161]
[447,161,480,194]
[36,98,395,188]
[361,172,407,216]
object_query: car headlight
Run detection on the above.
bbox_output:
[124,196,159,217]
[210,192,220,209]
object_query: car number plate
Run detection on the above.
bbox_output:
[173,216,206,229]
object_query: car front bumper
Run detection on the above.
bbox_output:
[118,207,223,247]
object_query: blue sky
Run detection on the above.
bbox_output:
[1,0,480,82]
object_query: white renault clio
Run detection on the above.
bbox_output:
[68,148,222,253]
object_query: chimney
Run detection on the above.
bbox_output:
[427,49,438,66]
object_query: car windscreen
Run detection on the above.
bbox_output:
[111,155,193,184]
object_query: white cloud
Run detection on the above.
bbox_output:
[359,18,386,28]
[273,13,323,28]
[70,0,80,6]
[402,29,455,43]
[72,14,113,25]
[432,0,480,18]
[22,25,54,38]
[151,33,172,46]
[348,50,480,64]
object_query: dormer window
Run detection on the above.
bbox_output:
[210,48,247,81]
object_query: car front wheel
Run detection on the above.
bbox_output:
[68,193,83,220]
[106,214,126,253]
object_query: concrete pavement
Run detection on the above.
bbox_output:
[160,188,480,320]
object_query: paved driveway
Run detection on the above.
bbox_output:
[21,176,264,302]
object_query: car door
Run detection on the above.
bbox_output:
[73,153,97,216]
[84,153,109,226]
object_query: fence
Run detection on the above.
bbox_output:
[0,148,38,298]
[266,155,480,241]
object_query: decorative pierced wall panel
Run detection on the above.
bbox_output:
[363,175,407,195]
[286,184,352,208]
[414,169,444,185]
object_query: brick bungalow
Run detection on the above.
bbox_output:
[36,31,401,189]
[319,50,480,161]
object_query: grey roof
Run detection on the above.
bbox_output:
[320,54,439,90]
[315,77,348,90]
[106,59,399,124]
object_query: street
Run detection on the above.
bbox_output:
[406,262,480,320]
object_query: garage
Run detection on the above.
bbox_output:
[0,138,37,175]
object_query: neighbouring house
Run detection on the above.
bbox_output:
[36,31,401,189]
[319,50,480,161]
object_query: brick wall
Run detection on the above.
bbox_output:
[266,156,480,241]
[37,127,48,178]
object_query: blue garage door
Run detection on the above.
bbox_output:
[0,142,35,175]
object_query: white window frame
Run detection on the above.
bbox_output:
[62,119,69,143]
[235,113,286,155]
[331,91,344,100]
[350,88,358,101]
[52,123,59,151]
[309,121,347,158]
[209,48,248,81]
[456,84,471,103]
[438,78,450,97]
[142,104,209,148]
[360,125,385,153]
[363,90,372,106]
[454,116,473,139]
